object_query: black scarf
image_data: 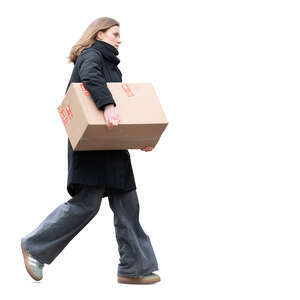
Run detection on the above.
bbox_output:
[90,39,120,66]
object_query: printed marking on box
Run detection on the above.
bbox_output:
[59,107,68,125]
[80,83,90,96]
[66,104,73,120]
[121,83,134,97]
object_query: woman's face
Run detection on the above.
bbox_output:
[96,25,122,50]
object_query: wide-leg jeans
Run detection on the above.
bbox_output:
[21,185,159,277]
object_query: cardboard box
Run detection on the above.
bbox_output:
[57,82,168,150]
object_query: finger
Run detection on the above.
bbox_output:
[106,121,113,129]
[108,118,114,126]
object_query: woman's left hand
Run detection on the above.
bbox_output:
[141,146,154,151]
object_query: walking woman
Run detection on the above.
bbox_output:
[21,17,160,284]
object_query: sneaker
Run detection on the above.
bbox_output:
[118,272,161,284]
[21,240,44,281]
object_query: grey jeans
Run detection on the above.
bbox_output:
[21,185,159,277]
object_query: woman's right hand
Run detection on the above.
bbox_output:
[103,104,120,130]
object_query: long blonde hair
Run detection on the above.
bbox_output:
[67,17,120,64]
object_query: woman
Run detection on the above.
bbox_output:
[21,17,160,284]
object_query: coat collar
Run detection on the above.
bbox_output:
[90,39,120,66]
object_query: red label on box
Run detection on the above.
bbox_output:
[121,83,134,97]
[80,83,90,96]
[66,104,73,120]
[59,108,68,125]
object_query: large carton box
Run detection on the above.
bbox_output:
[57,82,168,150]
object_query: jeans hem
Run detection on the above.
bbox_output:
[21,238,49,265]
[117,265,159,277]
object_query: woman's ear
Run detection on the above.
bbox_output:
[96,31,103,41]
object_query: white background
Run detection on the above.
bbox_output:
[0,0,299,299]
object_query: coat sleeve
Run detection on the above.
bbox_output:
[77,49,116,111]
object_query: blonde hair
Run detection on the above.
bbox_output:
[67,17,120,64]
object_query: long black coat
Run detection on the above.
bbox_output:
[65,40,136,197]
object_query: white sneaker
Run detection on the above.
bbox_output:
[21,240,44,281]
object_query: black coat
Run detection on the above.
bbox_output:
[65,40,136,197]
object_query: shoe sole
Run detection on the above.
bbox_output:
[21,241,42,281]
[117,275,161,284]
